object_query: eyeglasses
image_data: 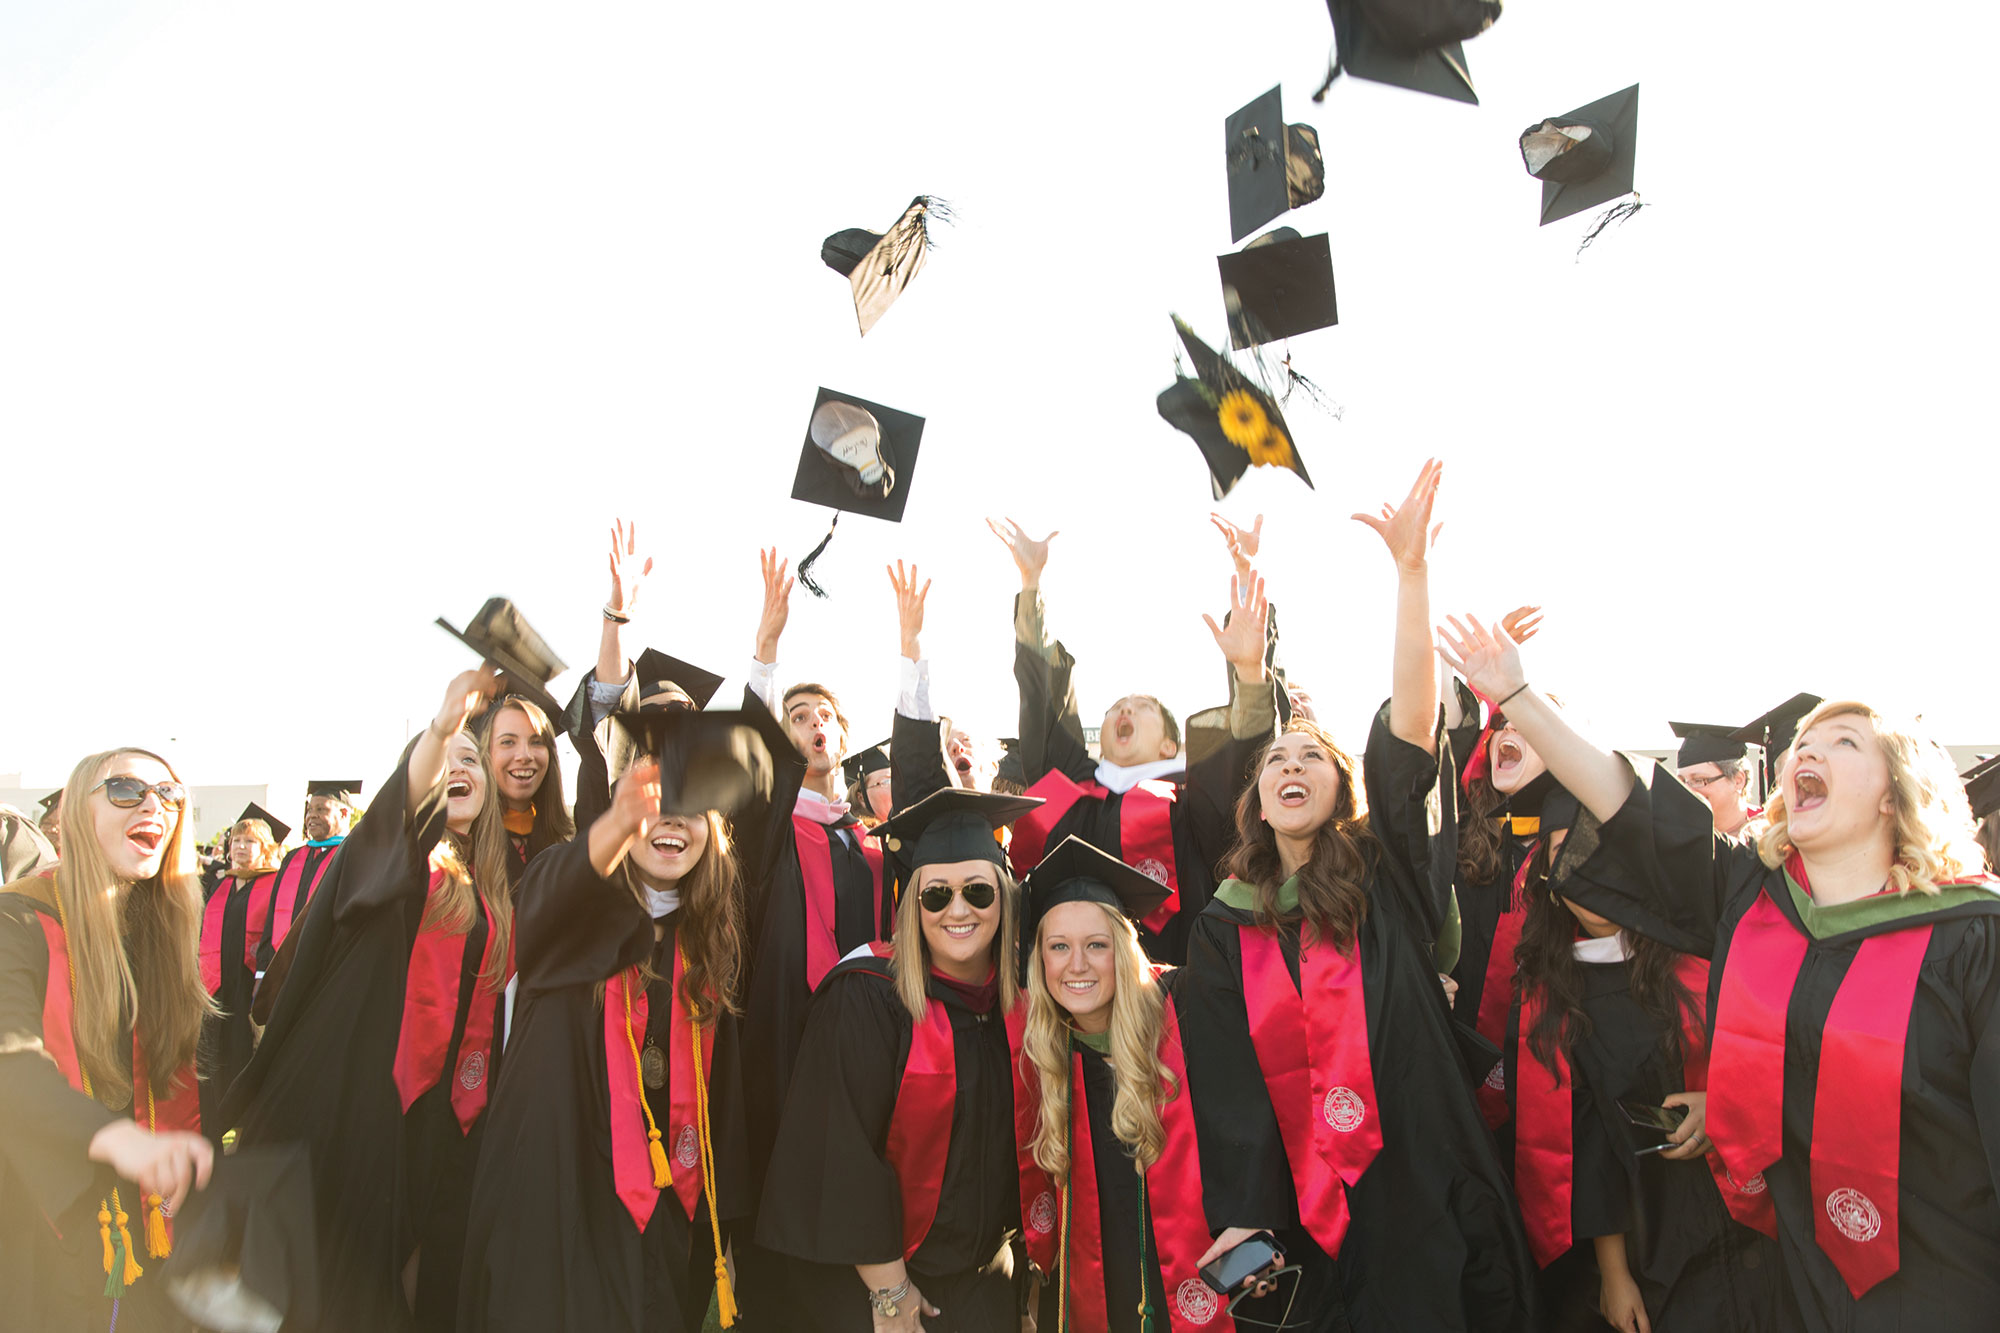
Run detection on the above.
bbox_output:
[93,777,188,810]
[919,881,998,913]
[1680,771,1732,789]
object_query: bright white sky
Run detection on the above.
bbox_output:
[3,0,1996,817]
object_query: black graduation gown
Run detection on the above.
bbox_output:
[0,888,190,1333]
[1013,591,1277,964]
[1448,826,1537,1039]
[458,837,750,1333]
[755,958,1020,1333]
[1175,704,1537,1333]
[258,841,343,972]
[1556,758,2000,1333]
[198,871,271,1138]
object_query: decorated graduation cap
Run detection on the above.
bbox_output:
[1963,755,2000,822]
[842,739,892,790]
[1521,84,1640,227]
[1157,315,1314,501]
[235,802,293,845]
[163,1145,319,1333]
[436,598,569,719]
[822,195,951,336]
[1219,226,1338,349]
[790,388,927,598]
[606,704,795,818]
[1669,721,1749,771]
[1316,0,1500,106]
[631,648,725,711]
[871,786,1044,873]
[304,779,363,805]
[1225,86,1326,243]
[1019,834,1174,939]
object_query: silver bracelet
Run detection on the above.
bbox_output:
[867,1280,910,1317]
[602,604,630,624]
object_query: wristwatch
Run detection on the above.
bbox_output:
[868,1281,910,1319]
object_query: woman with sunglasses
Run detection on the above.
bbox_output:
[1,751,217,1331]
[756,784,1039,1333]
[1175,461,1537,1332]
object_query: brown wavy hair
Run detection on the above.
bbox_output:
[1456,770,1508,887]
[590,812,745,1023]
[1219,720,1375,951]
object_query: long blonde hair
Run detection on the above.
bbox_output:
[227,818,285,876]
[1022,901,1174,1181]
[891,864,1021,1024]
[422,730,517,991]
[1757,700,1987,894]
[52,750,214,1106]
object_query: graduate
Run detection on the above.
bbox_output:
[755,785,1041,1333]
[221,666,514,1333]
[1,749,215,1332]
[458,706,755,1333]
[1501,788,1777,1332]
[1436,616,2000,1333]
[987,517,1280,964]
[484,694,574,865]
[1174,461,1538,1332]
[255,777,362,974]
[195,802,287,1134]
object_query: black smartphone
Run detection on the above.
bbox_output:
[1200,1231,1285,1294]
[1617,1099,1688,1133]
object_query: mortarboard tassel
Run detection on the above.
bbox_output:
[1576,196,1644,257]
[796,514,839,600]
[99,1200,115,1275]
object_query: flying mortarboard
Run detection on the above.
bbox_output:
[1219,227,1338,349]
[163,1146,319,1333]
[235,802,293,845]
[304,780,363,804]
[436,598,569,719]
[842,739,892,790]
[1668,721,1749,771]
[871,787,1045,873]
[1019,834,1174,940]
[1317,0,1501,106]
[1224,86,1327,243]
[607,704,797,818]
[1963,755,2000,822]
[1521,84,1640,226]
[821,196,952,336]
[790,388,927,597]
[631,649,725,712]
[1157,315,1314,501]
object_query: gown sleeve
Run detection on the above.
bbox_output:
[754,969,912,1266]
[1013,590,1096,788]
[0,898,117,1226]
[1549,757,1765,959]
[1957,917,2000,1209]
[734,683,808,948]
[512,837,652,994]
[1360,701,1453,947]
[331,736,451,922]
[890,709,956,814]
[1179,670,1281,871]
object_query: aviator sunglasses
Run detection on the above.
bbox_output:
[918,880,998,913]
[92,776,188,809]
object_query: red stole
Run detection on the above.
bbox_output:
[1510,986,1573,1267]
[1473,842,1540,1127]
[858,943,960,1261]
[1009,771,1181,934]
[793,815,886,991]
[391,871,510,1132]
[1707,857,1934,1298]
[604,944,719,1231]
[266,845,338,957]
[199,873,272,994]
[1670,956,1777,1237]
[1237,925,1383,1259]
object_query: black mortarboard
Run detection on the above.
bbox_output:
[163,1146,319,1332]
[1521,84,1640,226]
[303,779,363,803]
[1157,315,1314,501]
[1963,755,2000,822]
[1219,227,1338,349]
[871,787,1044,873]
[842,739,892,790]
[236,802,293,845]
[607,704,796,818]
[436,598,569,719]
[993,738,1025,791]
[37,790,60,814]
[1318,0,1500,106]
[1019,835,1173,938]
[1224,86,1327,243]
[631,649,725,711]
[1729,693,1824,791]
[790,388,927,598]
[1668,721,1749,771]
[822,196,951,336]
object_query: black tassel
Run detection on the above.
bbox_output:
[1576,197,1644,257]
[796,514,839,600]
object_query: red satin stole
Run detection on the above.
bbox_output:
[604,944,719,1231]
[1670,956,1777,1237]
[857,942,960,1261]
[199,873,274,994]
[1473,842,1541,1127]
[1707,855,1933,1298]
[1237,925,1383,1260]
[793,816,887,991]
[1510,985,1573,1268]
[1009,772,1181,934]
[391,870,511,1132]
[266,845,338,957]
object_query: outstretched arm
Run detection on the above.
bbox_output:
[748,547,793,710]
[407,666,501,818]
[1354,458,1443,752]
[990,518,1092,785]
[595,518,651,689]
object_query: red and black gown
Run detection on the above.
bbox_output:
[257,839,344,973]
[457,836,749,1333]
[219,743,510,1333]
[1174,704,1538,1332]
[1553,759,2000,1333]
[197,868,277,1136]
[1008,591,1278,964]
[0,873,202,1333]
[755,950,1021,1333]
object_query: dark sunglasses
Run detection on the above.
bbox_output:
[93,777,187,810]
[919,881,998,913]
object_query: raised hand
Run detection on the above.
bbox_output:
[435,666,502,738]
[1501,605,1544,645]
[985,517,1059,590]
[1435,614,1527,706]
[609,760,661,841]
[754,547,794,664]
[607,518,653,617]
[1352,458,1443,573]
[1209,511,1264,579]
[1202,573,1269,682]
[888,560,931,660]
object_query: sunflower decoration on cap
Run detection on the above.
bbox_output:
[1158,315,1313,499]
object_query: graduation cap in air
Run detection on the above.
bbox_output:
[1157,315,1314,500]
[1521,84,1640,226]
[871,786,1045,875]
[303,779,363,805]
[842,739,892,790]
[235,802,293,845]
[436,598,569,719]
[163,1145,319,1333]
[1731,693,1824,793]
[1225,86,1326,243]
[1219,227,1338,350]
[822,196,952,336]
[1019,834,1174,947]
[1316,0,1500,106]
[1963,755,2000,822]
[1668,721,1749,771]
[790,388,927,598]
[607,704,796,818]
